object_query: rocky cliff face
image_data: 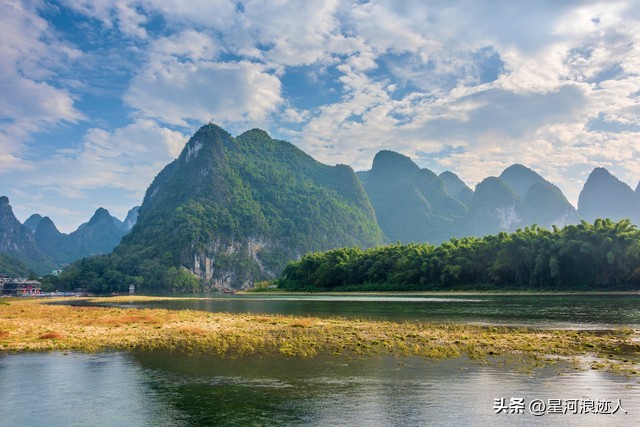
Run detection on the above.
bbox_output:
[123,206,139,231]
[464,177,531,235]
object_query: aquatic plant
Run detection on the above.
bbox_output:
[0,296,637,377]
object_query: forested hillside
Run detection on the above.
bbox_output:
[56,124,385,293]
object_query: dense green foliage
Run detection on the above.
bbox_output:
[55,124,385,293]
[279,219,640,291]
[0,253,34,278]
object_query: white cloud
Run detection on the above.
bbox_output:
[6,119,187,231]
[60,0,149,38]
[45,119,187,190]
[224,0,344,67]
[150,30,220,62]
[125,56,282,127]
[3,0,640,228]
[0,0,83,171]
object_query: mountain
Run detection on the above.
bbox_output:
[360,156,578,241]
[524,182,579,228]
[578,167,640,224]
[0,197,52,273]
[63,208,129,262]
[27,208,136,266]
[499,164,547,198]
[23,214,43,232]
[439,171,473,205]
[0,253,33,277]
[464,177,531,235]
[123,206,139,231]
[361,151,467,243]
[498,164,578,228]
[64,124,385,292]
[34,217,66,265]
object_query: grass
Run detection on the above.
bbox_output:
[0,296,638,376]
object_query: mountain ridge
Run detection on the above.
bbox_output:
[65,123,385,292]
[578,167,640,224]
[0,200,139,273]
[4,125,638,289]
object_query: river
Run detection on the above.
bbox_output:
[0,351,638,426]
[96,293,640,329]
[2,293,639,426]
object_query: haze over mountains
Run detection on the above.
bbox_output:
[1,124,639,289]
[577,167,640,225]
[359,157,585,242]
[0,196,138,273]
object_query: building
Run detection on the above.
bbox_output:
[1,280,42,296]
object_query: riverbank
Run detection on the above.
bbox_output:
[244,289,640,296]
[1,296,638,376]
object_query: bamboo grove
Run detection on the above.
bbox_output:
[279,219,640,291]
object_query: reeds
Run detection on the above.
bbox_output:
[0,297,638,376]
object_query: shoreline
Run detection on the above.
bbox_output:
[242,290,640,296]
[1,297,638,377]
[84,290,640,299]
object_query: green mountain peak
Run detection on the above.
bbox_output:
[66,124,385,292]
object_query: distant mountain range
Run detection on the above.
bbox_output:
[358,157,640,242]
[0,196,138,274]
[359,158,582,242]
[577,167,640,225]
[2,123,638,290]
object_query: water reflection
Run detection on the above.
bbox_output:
[0,352,640,426]
[0,352,183,426]
[2,352,636,426]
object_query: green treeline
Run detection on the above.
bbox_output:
[279,219,640,291]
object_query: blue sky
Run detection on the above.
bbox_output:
[1,0,639,232]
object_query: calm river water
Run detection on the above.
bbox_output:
[105,293,640,329]
[0,352,638,426]
[3,293,639,426]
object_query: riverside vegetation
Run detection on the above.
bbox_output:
[0,297,638,376]
[279,219,640,291]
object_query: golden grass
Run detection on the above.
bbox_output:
[38,332,64,340]
[0,297,638,376]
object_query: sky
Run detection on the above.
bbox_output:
[1,0,639,232]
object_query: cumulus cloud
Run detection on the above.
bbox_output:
[7,119,188,231]
[125,59,282,127]
[35,119,186,192]
[3,0,640,228]
[60,0,149,38]
[0,0,83,171]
